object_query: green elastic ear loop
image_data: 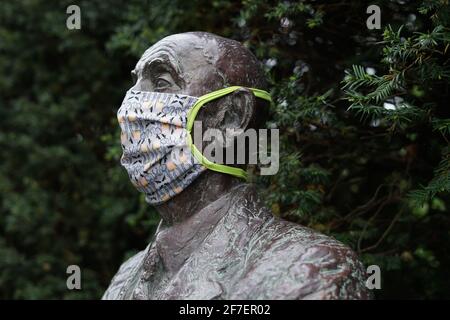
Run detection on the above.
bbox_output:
[186,86,272,180]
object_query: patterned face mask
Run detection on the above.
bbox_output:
[117,86,272,205]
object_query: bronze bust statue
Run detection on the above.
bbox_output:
[103,32,371,300]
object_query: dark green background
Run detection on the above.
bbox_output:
[1,0,449,299]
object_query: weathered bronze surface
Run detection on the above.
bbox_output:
[103,32,371,300]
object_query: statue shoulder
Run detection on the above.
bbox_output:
[102,248,147,300]
[232,217,372,299]
[271,219,371,299]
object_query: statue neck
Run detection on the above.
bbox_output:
[153,172,244,273]
[155,171,243,225]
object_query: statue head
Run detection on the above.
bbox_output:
[130,32,269,138]
[120,32,271,220]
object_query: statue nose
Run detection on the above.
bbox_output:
[130,82,142,91]
[131,79,153,92]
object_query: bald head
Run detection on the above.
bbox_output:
[132,32,267,95]
[189,32,268,90]
[131,32,269,133]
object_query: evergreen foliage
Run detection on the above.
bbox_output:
[0,0,449,299]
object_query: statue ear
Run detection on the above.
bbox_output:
[218,88,256,142]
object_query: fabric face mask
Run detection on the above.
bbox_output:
[117,86,272,205]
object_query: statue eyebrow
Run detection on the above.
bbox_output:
[142,54,185,88]
[145,58,176,76]
[141,46,182,71]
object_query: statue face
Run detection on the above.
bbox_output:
[126,32,267,174]
[131,33,223,97]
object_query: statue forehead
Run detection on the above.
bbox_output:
[136,33,220,75]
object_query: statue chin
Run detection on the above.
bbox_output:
[103,32,372,300]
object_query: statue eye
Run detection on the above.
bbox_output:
[155,78,171,89]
